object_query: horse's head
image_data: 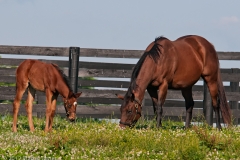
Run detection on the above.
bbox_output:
[63,92,82,122]
[116,93,142,128]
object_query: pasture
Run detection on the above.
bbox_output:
[0,115,240,159]
[0,44,240,159]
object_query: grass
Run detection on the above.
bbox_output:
[0,115,240,159]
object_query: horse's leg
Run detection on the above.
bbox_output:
[12,82,28,132]
[48,93,58,131]
[44,89,54,132]
[202,77,222,129]
[147,86,158,120]
[156,81,168,128]
[25,85,36,132]
[181,87,194,128]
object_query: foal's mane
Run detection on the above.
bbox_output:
[51,63,73,92]
[125,36,165,99]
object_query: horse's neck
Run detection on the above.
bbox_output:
[133,61,155,101]
[56,80,71,98]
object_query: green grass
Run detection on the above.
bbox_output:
[0,115,240,159]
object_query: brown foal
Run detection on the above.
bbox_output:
[12,59,82,132]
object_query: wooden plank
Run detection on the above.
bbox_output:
[0,59,24,66]
[2,68,237,81]
[220,68,238,73]
[78,89,204,100]
[78,63,236,73]
[80,49,240,60]
[80,89,126,98]
[79,61,135,70]
[78,79,234,92]
[79,79,130,88]
[79,89,240,101]
[0,86,17,95]
[225,92,240,101]
[78,68,240,80]
[78,68,132,78]
[0,94,19,101]
[217,52,240,60]
[0,76,15,83]
[0,58,69,68]
[145,100,204,108]
[167,91,203,100]
[0,104,46,113]
[0,68,16,76]
[0,45,69,56]
[221,73,240,82]
[80,48,144,58]
[76,97,122,105]
[78,79,231,92]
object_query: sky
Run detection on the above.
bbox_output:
[0,0,240,51]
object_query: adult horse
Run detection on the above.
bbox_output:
[12,59,82,132]
[117,35,232,129]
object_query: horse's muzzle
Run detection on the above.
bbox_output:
[68,118,76,123]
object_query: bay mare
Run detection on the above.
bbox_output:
[117,35,232,129]
[12,59,82,132]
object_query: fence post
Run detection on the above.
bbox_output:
[203,82,213,126]
[229,68,240,125]
[69,47,80,93]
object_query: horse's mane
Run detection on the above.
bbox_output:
[125,36,165,99]
[51,63,73,92]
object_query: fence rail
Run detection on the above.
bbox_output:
[0,45,239,125]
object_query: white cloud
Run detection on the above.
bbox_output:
[220,16,239,25]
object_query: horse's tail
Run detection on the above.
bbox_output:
[217,68,232,125]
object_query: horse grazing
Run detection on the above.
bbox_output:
[116,35,232,129]
[12,59,82,132]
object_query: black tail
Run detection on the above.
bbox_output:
[217,68,232,124]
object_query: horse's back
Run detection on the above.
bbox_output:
[160,35,219,88]
[177,35,219,77]
[175,35,218,61]
[16,59,54,91]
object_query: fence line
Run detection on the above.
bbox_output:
[0,45,239,125]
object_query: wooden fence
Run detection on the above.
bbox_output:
[0,45,240,125]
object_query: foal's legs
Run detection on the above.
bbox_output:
[12,82,28,132]
[25,85,36,132]
[181,87,194,128]
[48,93,58,131]
[44,89,57,132]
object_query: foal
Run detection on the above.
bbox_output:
[12,59,82,132]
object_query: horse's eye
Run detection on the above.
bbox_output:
[127,110,132,114]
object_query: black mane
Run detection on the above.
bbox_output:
[125,36,165,98]
[51,63,73,92]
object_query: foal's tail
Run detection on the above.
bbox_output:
[217,68,232,125]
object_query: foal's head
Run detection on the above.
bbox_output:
[116,92,142,128]
[63,92,82,122]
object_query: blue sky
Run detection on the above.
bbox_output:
[1,0,239,69]
[0,0,240,52]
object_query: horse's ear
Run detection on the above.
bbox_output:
[115,94,124,100]
[75,92,82,98]
[67,91,74,98]
[131,90,136,100]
